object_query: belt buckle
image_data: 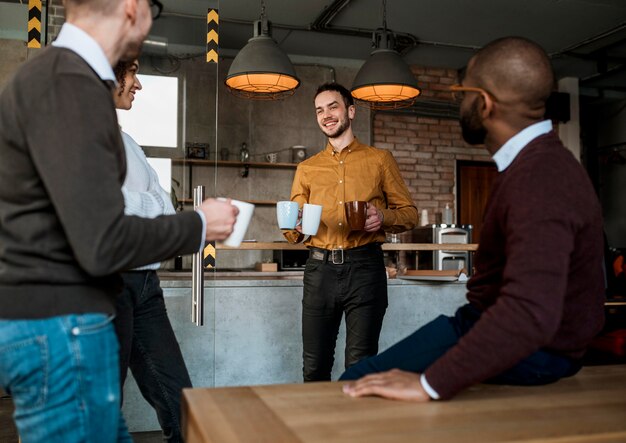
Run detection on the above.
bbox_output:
[331,249,344,265]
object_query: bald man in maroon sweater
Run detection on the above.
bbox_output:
[341,36,605,401]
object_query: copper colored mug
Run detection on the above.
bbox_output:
[344,201,367,231]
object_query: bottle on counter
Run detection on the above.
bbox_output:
[443,203,453,225]
[420,209,429,226]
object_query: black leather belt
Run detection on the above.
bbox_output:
[308,243,382,265]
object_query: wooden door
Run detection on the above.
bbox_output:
[457,161,498,243]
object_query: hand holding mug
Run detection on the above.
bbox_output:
[364,203,383,232]
[197,198,238,241]
[219,198,255,247]
[295,207,303,233]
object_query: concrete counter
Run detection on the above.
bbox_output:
[122,276,468,432]
[160,270,305,280]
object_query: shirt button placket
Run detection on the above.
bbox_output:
[337,152,346,244]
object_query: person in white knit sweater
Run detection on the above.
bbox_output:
[112,59,190,443]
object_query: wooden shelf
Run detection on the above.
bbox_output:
[173,159,298,169]
[216,242,478,251]
[174,159,297,202]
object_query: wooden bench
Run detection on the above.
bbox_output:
[182,365,626,442]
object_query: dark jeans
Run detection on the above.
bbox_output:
[340,304,581,388]
[114,271,192,443]
[302,245,388,381]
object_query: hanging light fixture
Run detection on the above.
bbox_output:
[225,0,300,100]
[351,0,420,110]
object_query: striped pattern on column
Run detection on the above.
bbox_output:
[27,0,42,48]
[203,241,216,268]
[206,8,218,63]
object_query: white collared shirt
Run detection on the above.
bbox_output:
[492,120,553,171]
[52,23,116,84]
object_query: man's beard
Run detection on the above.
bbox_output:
[321,113,350,138]
[460,100,487,145]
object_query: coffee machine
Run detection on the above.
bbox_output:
[411,224,473,274]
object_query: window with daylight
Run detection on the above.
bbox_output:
[116,74,178,148]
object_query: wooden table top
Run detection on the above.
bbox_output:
[182,365,626,443]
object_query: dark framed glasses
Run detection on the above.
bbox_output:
[449,84,495,103]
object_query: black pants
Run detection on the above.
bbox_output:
[114,271,191,443]
[302,244,388,381]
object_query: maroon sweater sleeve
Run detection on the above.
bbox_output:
[424,133,605,399]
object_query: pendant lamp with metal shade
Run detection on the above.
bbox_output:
[225,0,300,100]
[351,0,420,110]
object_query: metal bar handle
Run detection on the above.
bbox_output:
[191,185,205,326]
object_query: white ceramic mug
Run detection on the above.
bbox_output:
[219,198,255,247]
[302,203,322,236]
[276,201,299,229]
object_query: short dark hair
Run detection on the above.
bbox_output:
[471,36,554,107]
[315,83,354,107]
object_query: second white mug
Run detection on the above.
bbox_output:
[302,203,322,236]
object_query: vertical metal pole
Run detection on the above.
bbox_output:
[191,185,205,326]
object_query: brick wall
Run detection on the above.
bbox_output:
[373,66,492,224]
[46,0,65,42]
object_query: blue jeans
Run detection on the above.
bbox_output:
[0,314,131,443]
[114,271,191,443]
[340,304,581,387]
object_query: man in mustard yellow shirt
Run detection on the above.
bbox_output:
[287,83,417,381]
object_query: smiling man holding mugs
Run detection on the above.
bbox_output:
[284,83,417,382]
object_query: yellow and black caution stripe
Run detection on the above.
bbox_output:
[203,241,216,268]
[206,8,218,63]
[28,0,42,48]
